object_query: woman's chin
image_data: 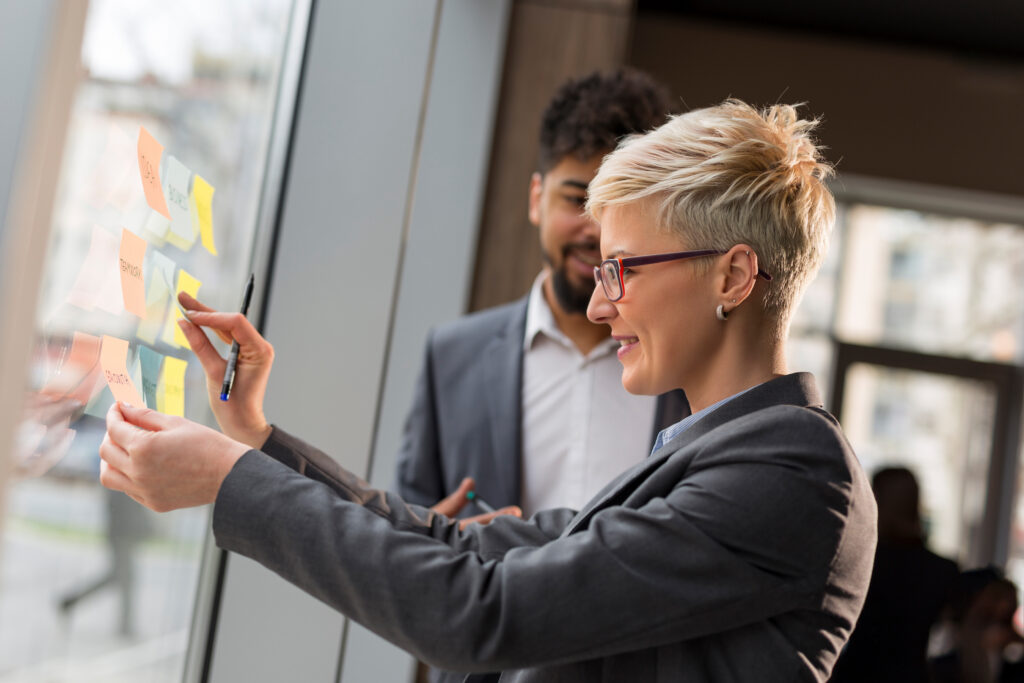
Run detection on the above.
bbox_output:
[621,371,655,396]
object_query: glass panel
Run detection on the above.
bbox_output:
[790,202,845,337]
[835,204,1024,363]
[840,363,995,564]
[1,1,298,680]
[784,334,834,407]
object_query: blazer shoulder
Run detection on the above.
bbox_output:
[697,402,855,476]
[429,297,527,350]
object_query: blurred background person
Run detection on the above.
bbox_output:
[930,567,1024,683]
[831,466,960,682]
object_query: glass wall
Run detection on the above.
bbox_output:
[787,195,1024,577]
[0,1,299,680]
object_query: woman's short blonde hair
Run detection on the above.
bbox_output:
[587,99,835,329]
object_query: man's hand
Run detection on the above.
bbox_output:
[430,477,522,530]
[176,292,274,448]
[99,401,250,512]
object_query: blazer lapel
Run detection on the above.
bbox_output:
[481,298,528,506]
[564,373,822,535]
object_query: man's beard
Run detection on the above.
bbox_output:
[549,263,593,314]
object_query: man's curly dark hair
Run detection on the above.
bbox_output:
[537,68,675,174]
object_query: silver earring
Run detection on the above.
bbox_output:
[716,304,728,321]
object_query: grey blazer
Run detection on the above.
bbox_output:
[392,296,689,510]
[213,373,877,682]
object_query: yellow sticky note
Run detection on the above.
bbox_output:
[99,335,145,408]
[157,356,187,416]
[119,228,147,318]
[137,126,170,219]
[162,269,201,348]
[192,174,216,256]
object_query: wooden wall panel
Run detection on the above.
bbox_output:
[469,0,634,312]
[629,12,1024,199]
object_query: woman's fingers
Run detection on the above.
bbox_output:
[177,318,227,382]
[182,309,270,356]
[178,292,232,344]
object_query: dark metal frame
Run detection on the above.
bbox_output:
[830,340,1024,565]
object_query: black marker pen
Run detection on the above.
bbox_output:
[220,273,254,401]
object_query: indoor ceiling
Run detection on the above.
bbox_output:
[636,1,1024,61]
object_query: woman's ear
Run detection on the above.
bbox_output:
[717,245,759,313]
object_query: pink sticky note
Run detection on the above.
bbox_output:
[100,335,145,407]
[119,229,147,317]
[138,126,170,219]
[66,225,123,315]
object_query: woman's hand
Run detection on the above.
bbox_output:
[176,291,274,449]
[100,402,250,512]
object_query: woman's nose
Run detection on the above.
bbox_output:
[587,281,617,324]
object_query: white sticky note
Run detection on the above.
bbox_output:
[163,156,196,252]
[66,225,123,315]
[136,250,176,344]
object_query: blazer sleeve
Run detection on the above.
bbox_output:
[250,425,570,558]
[390,331,446,507]
[212,408,874,674]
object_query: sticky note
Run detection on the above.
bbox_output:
[42,331,104,405]
[163,156,196,251]
[157,356,187,416]
[119,228,147,317]
[191,174,217,256]
[138,345,163,409]
[99,335,145,407]
[162,268,201,348]
[85,385,113,419]
[66,225,123,315]
[141,208,171,248]
[137,126,170,219]
[137,250,175,344]
[91,123,138,212]
[129,352,144,404]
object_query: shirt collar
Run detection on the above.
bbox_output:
[651,384,757,454]
[523,272,617,357]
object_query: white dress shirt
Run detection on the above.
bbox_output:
[520,274,657,517]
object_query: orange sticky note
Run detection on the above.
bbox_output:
[119,229,147,317]
[42,331,104,406]
[138,126,170,219]
[100,335,145,407]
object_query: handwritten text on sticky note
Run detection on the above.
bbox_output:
[138,126,170,219]
[100,335,145,407]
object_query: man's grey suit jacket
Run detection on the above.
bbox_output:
[392,296,689,510]
[214,373,877,682]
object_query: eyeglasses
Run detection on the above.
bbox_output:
[593,249,773,302]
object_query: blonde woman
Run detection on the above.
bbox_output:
[101,99,877,682]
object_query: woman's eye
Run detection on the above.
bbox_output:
[621,267,634,276]
[563,194,587,208]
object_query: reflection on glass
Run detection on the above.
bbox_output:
[840,364,995,564]
[0,1,297,680]
[835,205,1024,363]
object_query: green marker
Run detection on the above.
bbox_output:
[466,490,496,514]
